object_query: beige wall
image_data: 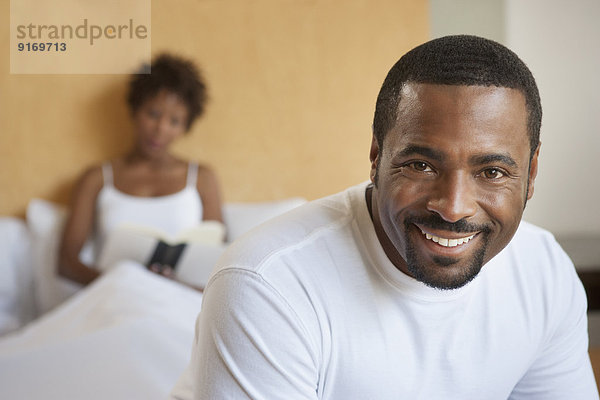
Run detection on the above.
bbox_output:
[0,0,428,217]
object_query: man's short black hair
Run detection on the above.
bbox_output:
[127,53,208,132]
[373,35,541,159]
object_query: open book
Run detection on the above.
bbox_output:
[97,221,227,287]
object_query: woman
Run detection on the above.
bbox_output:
[58,54,223,286]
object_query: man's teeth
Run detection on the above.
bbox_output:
[421,230,475,247]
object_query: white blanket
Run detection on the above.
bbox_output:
[0,261,202,400]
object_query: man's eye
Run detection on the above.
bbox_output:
[482,168,504,179]
[410,162,432,172]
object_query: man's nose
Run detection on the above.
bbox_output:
[426,172,477,223]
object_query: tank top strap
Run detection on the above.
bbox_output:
[186,162,199,188]
[101,162,114,187]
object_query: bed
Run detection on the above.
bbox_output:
[0,197,306,399]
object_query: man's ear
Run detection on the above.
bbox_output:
[369,135,380,184]
[527,142,541,200]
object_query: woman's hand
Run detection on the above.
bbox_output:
[148,263,205,292]
[148,263,176,279]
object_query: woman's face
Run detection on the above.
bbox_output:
[133,89,189,158]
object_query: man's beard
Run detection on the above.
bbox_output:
[402,214,492,290]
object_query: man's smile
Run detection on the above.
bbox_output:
[418,227,477,248]
[411,223,485,262]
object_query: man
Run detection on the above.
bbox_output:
[171,35,598,399]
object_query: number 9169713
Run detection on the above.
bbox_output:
[18,42,66,51]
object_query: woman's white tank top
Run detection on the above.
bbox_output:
[96,162,203,246]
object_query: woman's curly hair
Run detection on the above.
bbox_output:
[127,53,208,132]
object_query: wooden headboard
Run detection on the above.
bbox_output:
[0,0,428,217]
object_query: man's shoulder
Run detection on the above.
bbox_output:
[215,182,368,276]
[511,220,561,252]
[502,220,575,277]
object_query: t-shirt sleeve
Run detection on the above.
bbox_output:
[510,246,599,399]
[187,268,320,399]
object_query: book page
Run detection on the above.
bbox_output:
[97,222,228,286]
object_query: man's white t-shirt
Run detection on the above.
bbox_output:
[171,182,598,399]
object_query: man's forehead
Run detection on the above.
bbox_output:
[393,83,528,129]
[384,82,531,160]
[398,82,526,106]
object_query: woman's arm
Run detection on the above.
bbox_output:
[197,165,224,224]
[57,165,103,285]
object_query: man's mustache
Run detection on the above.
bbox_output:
[404,214,492,234]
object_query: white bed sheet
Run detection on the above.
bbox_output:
[0,261,202,400]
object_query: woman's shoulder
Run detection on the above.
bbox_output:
[185,161,220,196]
[75,162,106,194]
[180,158,216,178]
[195,162,216,176]
[193,162,218,184]
[188,161,223,222]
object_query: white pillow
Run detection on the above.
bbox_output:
[26,199,84,315]
[0,217,35,334]
[224,197,307,242]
